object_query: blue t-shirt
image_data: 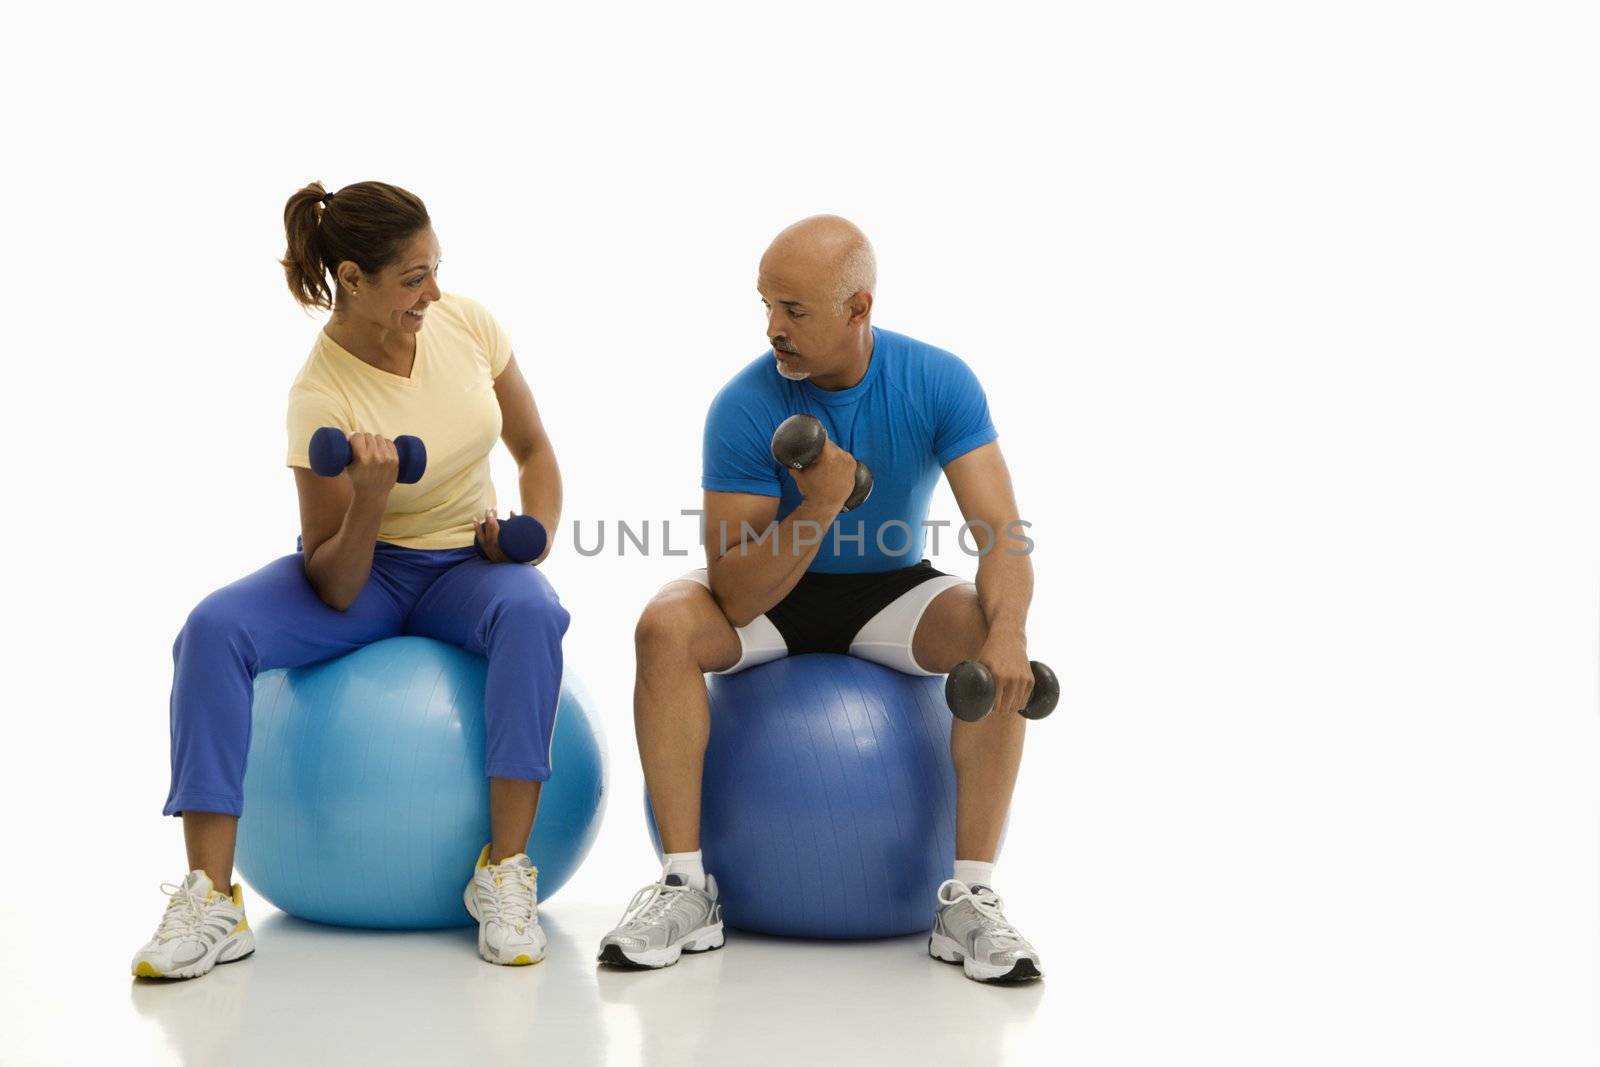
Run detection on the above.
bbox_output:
[702,326,998,574]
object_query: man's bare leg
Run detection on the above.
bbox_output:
[633,581,742,854]
[912,583,1028,864]
[597,582,742,969]
[913,582,1044,982]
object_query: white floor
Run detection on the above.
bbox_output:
[6,742,1596,1067]
[11,896,1052,1067]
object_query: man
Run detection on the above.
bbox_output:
[598,215,1045,983]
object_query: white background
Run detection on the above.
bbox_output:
[1,1,1596,1064]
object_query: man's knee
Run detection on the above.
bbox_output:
[637,583,732,665]
[635,590,698,657]
[913,583,988,670]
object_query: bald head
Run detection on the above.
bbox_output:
[761,215,877,306]
[756,215,878,389]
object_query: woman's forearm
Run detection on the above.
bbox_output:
[517,444,562,565]
[305,491,388,609]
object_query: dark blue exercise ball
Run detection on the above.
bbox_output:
[238,637,606,929]
[648,653,976,939]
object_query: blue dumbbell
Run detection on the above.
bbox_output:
[490,514,549,564]
[309,426,427,485]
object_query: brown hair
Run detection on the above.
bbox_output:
[280,181,431,311]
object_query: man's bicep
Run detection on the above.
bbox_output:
[703,490,780,566]
[943,441,1021,535]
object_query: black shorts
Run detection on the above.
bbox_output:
[765,560,951,656]
[682,559,966,675]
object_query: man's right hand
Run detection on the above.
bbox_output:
[788,437,860,512]
[345,432,400,500]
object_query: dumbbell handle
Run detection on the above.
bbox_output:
[945,659,1060,722]
[308,426,427,485]
[770,414,874,511]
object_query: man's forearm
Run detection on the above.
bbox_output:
[708,498,843,626]
[976,548,1034,642]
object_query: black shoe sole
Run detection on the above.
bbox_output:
[598,938,724,970]
[597,943,655,969]
[681,940,723,954]
[927,937,1042,983]
[986,958,1042,983]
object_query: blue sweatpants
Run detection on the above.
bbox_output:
[163,542,571,817]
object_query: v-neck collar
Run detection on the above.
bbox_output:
[319,324,423,388]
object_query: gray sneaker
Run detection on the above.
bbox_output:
[597,873,725,969]
[928,879,1044,983]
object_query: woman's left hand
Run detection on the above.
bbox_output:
[475,509,511,563]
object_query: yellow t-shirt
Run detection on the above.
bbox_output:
[285,292,513,549]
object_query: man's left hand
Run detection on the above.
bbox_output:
[976,632,1033,719]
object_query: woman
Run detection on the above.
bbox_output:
[132,181,568,978]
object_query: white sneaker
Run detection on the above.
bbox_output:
[131,871,255,980]
[463,845,546,966]
[596,873,725,969]
[928,879,1044,983]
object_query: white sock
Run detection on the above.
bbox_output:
[954,859,995,893]
[662,850,706,891]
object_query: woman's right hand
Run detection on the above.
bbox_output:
[345,432,400,500]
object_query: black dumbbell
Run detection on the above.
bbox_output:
[485,513,548,564]
[770,414,873,511]
[945,660,1060,722]
[309,426,427,484]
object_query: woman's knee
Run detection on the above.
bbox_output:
[175,589,250,655]
[493,580,571,640]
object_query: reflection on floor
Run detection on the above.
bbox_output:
[123,901,1050,1066]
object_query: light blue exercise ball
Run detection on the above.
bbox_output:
[647,654,984,939]
[237,636,606,929]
